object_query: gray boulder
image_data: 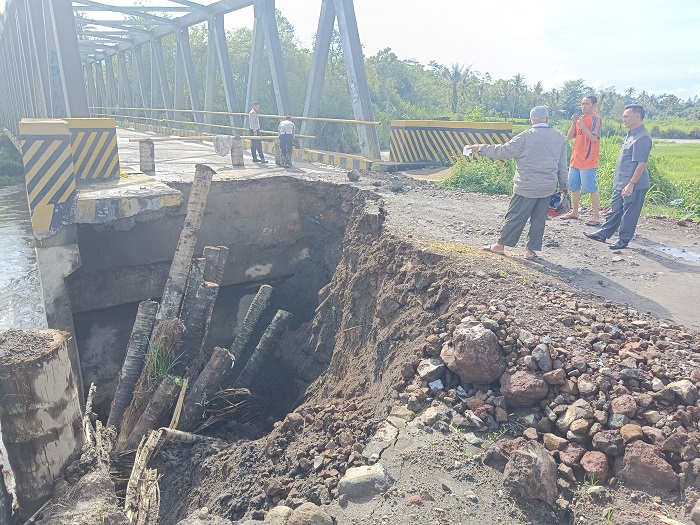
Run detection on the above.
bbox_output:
[500,371,549,408]
[286,503,333,525]
[617,441,679,493]
[441,323,505,384]
[503,441,558,504]
[337,464,394,500]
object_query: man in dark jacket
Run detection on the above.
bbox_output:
[584,105,652,250]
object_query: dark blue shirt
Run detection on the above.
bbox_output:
[614,125,652,190]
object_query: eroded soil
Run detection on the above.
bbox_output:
[28,165,700,525]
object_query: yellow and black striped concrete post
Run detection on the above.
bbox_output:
[63,118,121,180]
[19,119,77,235]
[389,120,513,164]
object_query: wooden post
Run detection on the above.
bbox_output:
[107,300,159,433]
[181,258,206,324]
[230,284,273,362]
[234,310,292,388]
[203,246,228,285]
[177,282,219,371]
[115,320,184,451]
[177,284,272,431]
[177,346,232,432]
[122,380,181,451]
[0,330,83,519]
[158,164,215,322]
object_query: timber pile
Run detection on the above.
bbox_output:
[97,164,293,521]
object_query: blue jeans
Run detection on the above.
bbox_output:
[568,167,598,193]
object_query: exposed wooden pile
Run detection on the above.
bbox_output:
[98,164,293,522]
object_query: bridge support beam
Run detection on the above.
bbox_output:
[302,0,381,160]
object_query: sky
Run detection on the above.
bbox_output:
[267,0,700,100]
[1,0,697,99]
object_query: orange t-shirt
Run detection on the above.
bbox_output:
[570,113,602,169]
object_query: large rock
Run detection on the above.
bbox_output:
[617,441,679,493]
[337,464,394,499]
[692,498,700,525]
[555,399,589,433]
[362,421,399,461]
[592,430,624,456]
[581,451,609,483]
[611,394,637,418]
[559,442,587,467]
[666,380,699,405]
[264,506,293,525]
[503,441,558,504]
[420,405,452,426]
[441,324,505,384]
[287,503,333,525]
[500,371,549,408]
[416,357,445,382]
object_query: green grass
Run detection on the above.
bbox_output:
[586,138,700,217]
[440,156,515,195]
[646,118,700,139]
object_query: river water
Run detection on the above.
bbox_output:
[0,185,46,330]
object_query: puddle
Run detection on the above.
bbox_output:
[0,185,46,329]
[653,244,700,263]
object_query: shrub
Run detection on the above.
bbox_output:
[0,129,24,187]
[440,155,515,195]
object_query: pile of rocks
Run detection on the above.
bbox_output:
[405,297,700,504]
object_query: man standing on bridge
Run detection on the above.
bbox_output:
[248,102,267,163]
[278,116,295,168]
[471,106,568,260]
[584,105,652,250]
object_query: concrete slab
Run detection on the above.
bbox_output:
[75,173,183,224]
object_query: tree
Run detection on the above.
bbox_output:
[559,79,590,116]
[432,62,471,114]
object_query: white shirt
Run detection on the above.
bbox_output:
[278,120,295,134]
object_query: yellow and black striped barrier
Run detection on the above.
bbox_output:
[19,119,77,234]
[64,118,120,180]
[300,148,372,171]
[390,120,513,164]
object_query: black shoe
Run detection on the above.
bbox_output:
[252,158,260,163]
[609,239,629,250]
[583,231,606,243]
[260,159,268,164]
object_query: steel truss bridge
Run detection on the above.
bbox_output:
[0,0,380,159]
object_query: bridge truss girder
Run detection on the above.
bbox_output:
[0,0,380,159]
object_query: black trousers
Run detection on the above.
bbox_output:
[596,188,648,242]
[280,134,293,163]
[249,129,264,160]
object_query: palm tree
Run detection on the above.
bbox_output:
[435,62,471,114]
[511,74,526,117]
[531,81,544,107]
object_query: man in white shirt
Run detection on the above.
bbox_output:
[248,102,267,163]
[278,116,295,168]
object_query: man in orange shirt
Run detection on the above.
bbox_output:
[560,95,602,225]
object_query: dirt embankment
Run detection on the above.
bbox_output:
[30,170,700,525]
[152,176,700,524]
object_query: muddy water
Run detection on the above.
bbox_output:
[0,185,45,329]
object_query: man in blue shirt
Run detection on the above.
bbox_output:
[584,105,652,250]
